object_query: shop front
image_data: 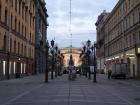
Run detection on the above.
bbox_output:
[0,51,34,80]
[136,46,140,78]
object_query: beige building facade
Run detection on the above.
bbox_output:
[0,0,35,79]
[103,0,140,78]
[60,47,82,67]
[95,10,109,73]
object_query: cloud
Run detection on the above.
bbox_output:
[46,0,119,47]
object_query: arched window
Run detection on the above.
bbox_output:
[5,8,8,25]
[3,35,6,51]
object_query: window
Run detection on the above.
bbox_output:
[14,40,16,53]
[25,27,26,38]
[22,24,23,35]
[132,13,134,25]
[10,0,13,7]
[30,33,31,41]
[15,17,17,31]
[0,5,1,21]
[21,44,23,55]
[129,35,131,47]
[29,48,31,57]
[15,0,17,11]
[11,14,13,28]
[139,31,140,41]
[33,17,35,29]
[22,3,24,19]
[25,10,27,22]
[30,15,31,27]
[24,46,26,56]
[3,35,6,51]
[5,8,8,25]
[19,1,21,15]
[18,21,20,33]
[138,8,140,22]
[18,42,20,54]
[133,33,136,44]
[10,38,12,52]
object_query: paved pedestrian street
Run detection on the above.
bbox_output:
[0,74,140,105]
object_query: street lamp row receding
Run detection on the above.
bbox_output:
[81,40,97,82]
[50,40,60,79]
[45,40,59,82]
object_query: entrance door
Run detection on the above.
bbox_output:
[16,62,20,78]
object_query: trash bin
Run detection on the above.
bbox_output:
[15,73,20,78]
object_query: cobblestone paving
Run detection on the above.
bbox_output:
[0,74,140,105]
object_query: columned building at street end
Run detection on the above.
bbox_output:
[0,0,35,80]
[60,47,82,68]
[34,0,48,74]
[98,0,140,78]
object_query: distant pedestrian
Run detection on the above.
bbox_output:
[108,69,112,80]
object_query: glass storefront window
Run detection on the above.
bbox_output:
[3,61,6,76]
[13,62,16,74]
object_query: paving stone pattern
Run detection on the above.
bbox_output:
[0,74,140,105]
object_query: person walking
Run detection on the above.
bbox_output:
[108,69,112,80]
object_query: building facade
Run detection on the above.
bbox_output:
[34,0,48,74]
[60,47,82,67]
[0,0,35,80]
[103,0,140,78]
[95,10,109,73]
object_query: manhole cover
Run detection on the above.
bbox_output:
[134,98,140,101]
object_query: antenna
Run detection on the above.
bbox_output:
[69,0,72,55]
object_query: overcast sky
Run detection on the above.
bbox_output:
[45,0,119,48]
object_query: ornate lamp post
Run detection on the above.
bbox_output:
[45,41,49,83]
[81,40,91,79]
[54,45,58,78]
[93,42,97,82]
[50,40,55,79]
[82,45,87,77]
[86,40,91,79]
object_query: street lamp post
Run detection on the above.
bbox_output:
[82,46,87,77]
[87,40,91,80]
[50,40,55,79]
[93,42,97,82]
[45,41,49,83]
[54,45,58,78]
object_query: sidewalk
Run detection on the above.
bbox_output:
[0,74,140,105]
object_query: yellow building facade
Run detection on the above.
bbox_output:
[0,0,35,79]
[60,47,82,67]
